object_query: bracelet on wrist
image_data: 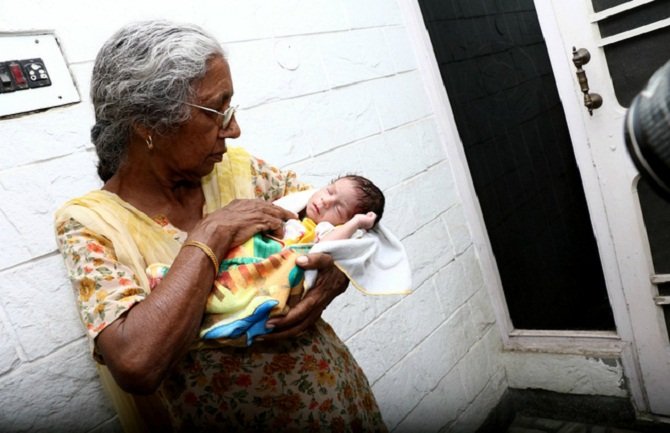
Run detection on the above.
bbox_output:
[183,240,219,276]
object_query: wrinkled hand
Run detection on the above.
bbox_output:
[190,199,297,258]
[262,252,349,340]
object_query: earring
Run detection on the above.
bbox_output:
[146,135,154,150]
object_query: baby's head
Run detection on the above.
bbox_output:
[306,174,385,227]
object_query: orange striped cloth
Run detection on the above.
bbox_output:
[147,234,311,346]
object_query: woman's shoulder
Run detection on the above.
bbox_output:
[57,189,119,210]
[210,146,309,201]
[54,189,136,227]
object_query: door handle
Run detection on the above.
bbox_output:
[572,47,603,115]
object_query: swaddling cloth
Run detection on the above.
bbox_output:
[273,190,412,295]
[147,235,311,347]
[147,189,411,346]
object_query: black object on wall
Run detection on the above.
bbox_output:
[418,0,615,330]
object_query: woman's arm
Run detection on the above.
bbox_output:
[93,199,296,394]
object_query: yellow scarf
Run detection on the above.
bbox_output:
[55,147,254,287]
[53,147,254,433]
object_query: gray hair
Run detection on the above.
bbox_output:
[90,20,225,181]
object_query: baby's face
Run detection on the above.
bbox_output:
[306,178,360,225]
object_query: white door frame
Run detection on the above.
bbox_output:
[397,0,657,416]
[537,0,670,418]
[534,0,647,412]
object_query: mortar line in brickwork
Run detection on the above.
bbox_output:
[310,133,382,158]
[329,72,399,91]
[239,69,421,115]
[397,207,450,242]
[329,69,421,94]
[0,148,94,173]
[241,90,328,110]
[0,302,28,364]
[238,72,389,110]
[67,59,93,67]
[5,336,89,372]
[410,255,457,292]
[37,336,88,362]
[262,25,405,41]
[386,159,452,200]
[374,315,480,431]
[367,290,470,390]
[397,246,451,291]
[303,32,334,90]
[379,113,434,133]
[0,204,22,237]
[341,293,408,346]
[0,99,82,122]
[0,250,60,274]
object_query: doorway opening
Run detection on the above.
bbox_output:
[417,0,615,330]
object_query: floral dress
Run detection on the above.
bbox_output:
[56,156,387,432]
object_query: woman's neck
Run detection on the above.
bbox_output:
[104,162,205,232]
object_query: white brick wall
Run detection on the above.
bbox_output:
[0,1,505,431]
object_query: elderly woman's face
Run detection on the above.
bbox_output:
[158,56,240,179]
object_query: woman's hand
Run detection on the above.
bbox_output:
[262,252,349,340]
[191,199,297,258]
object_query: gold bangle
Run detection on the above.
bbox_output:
[183,240,219,275]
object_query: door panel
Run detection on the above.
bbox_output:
[417,0,614,331]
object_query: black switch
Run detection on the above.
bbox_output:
[0,62,15,93]
[20,58,51,88]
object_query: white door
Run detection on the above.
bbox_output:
[535,0,670,417]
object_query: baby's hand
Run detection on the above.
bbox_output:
[353,212,377,230]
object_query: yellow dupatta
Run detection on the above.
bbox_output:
[54,147,255,433]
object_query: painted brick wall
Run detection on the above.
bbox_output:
[0,1,504,431]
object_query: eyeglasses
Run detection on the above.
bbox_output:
[184,102,238,130]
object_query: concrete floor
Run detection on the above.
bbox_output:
[507,414,670,433]
[476,389,670,433]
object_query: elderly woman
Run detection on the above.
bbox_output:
[55,20,387,432]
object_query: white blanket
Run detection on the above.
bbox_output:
[274,190,412,295]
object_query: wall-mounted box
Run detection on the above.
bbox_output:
[0,32,80,118]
